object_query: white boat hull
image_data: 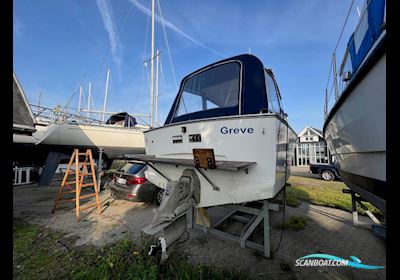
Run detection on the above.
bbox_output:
[324,53,386,209]
[38,123,147,158]
[144,114,296,207]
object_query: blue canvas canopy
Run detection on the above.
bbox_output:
[347,0,385,74]
[165,54,278,125]
[106,112,137,127]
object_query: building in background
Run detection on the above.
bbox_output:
[293,126,332,166]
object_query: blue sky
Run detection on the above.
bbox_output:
[13,0,364,133]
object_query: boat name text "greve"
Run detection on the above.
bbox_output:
[220,127,254,134]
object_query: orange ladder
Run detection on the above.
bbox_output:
[52,149,102,221]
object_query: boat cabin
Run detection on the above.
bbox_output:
[339,0,385,85]
[164,54,285,125]
[106,112,137,128]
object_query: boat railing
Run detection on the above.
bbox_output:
[30,104,104,126]
[324,0,385,120]
[324,48,354,120]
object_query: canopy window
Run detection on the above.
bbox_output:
[164,54,281,124]
[174,61,241,120]
[264,70,282,114]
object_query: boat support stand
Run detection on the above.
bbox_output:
[342,188,385,238]
[188,199,281,258]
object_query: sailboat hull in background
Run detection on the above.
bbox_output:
[38,123,147,159]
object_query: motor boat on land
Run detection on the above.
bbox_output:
[323,0,386,213]
[130,54,297,260]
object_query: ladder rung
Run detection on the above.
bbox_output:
[64,182,95,187]
[65,181,79,185]
[66,172,93,176]
[59,193,97,203]
[79,203,99,211]
[81,183,96,187]
[78,152,88,155]
[79,193,97,199]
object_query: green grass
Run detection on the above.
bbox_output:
[13,219,249,280]
[276,216,309,231]
[286,176,382,219]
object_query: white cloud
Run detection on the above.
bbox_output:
[96,0,123,66]
[13,15,23,40]
[129,0,225,58]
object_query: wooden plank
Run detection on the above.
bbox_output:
[130,155,256,171]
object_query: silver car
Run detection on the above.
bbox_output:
[109,161,164,205]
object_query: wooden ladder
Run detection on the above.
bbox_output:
[52,149,102,221]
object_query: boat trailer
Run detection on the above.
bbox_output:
[129,154,284,262]
[187,198,282,258]
[342,188,385,238]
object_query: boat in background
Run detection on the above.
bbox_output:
[13,72,36,137]
[38,111,148,159]
[13,72,50,167]
[323,0,386,213]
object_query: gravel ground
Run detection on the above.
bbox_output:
[13,183,386,279]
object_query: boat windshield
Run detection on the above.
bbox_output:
[172,61,241,122]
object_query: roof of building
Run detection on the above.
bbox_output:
[298,126,323,138]
[310,126,323,136]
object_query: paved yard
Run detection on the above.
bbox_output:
[13,183,385,280]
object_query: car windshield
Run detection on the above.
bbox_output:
[117,163,146,174]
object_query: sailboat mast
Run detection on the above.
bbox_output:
[38,91,42,108]
[87,82,92,118]
[150,0,155,127]
[78,85,83,116]
[103,69,110,122]
[155,49,160,126]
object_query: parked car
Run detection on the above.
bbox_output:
[108,161,164,205]
[309,162,341,181]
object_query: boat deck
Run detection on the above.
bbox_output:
[123,155,256,172]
